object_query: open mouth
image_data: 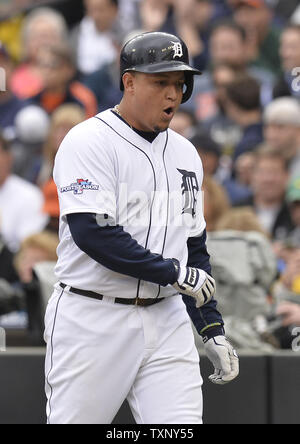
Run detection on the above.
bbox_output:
[163,107,174,117]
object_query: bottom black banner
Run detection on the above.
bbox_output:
[101,426,201,441]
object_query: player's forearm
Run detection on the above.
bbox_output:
[182,231,224,338]
[67,213,178,287]
[183,295,224,338]
[186,231,212,274]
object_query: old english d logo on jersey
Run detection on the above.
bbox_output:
[177,169,199,217]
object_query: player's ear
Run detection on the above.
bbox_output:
[122,72,136,94]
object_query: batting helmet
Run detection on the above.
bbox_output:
[120,32,202,104]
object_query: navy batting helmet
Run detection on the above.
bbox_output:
[120,32,201,104]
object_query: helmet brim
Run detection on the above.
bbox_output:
[120,62,201,95]
[129,61,201,75]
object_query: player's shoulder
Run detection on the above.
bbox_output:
[63,111,111,140]
[57,110,114,155]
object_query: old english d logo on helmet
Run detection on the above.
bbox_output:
[170,41,184,59]
[119,32,202,104]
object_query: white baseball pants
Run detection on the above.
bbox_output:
[44,285,203,424]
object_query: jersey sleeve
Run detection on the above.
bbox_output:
[53,123,117,222]
[189,149,206,238]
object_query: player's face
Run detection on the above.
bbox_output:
[130,71,185,133]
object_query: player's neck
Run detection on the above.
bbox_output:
[112,107,159,143]
[115,102,156,134]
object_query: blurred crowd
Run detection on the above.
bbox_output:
[1,0,300,350]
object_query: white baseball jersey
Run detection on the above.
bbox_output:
[54,109,206,298]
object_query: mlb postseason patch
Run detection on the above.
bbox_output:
[60,179,100,195]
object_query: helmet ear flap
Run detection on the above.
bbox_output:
[182,74,194,104]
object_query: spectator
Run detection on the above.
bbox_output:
[0,41,27,141]
[82,29,143,112]
[224,74,264,161]
[209,20,249,70]
[0,234,19,285]
[231,0,281,76]
[190,131,222,177]
[215,206,267,235]
[202,176,231,232]
[235,152,256,188]
[38,104,86,233]
[184,21,274,123]
[14,230,59,344]
[203,64,243,153]
[182,0,216,71]
[169,109,197,138]
[236,149,294,241]
[277,302,300,327]
[191,130,253,205]
[12,105,50,182]
[274,24,300,99]
[139,0,177,35]
[0,11,23,61]
[72,0,123,77]
[227,155,255,205]
[207,206,278,350]
[139,0,228,71]
[285,176,300,248]
[29,44,98,118]
[15,231,58,285]
[272,244,300,347]
[81,55,123,112]
[11,7,69,99]
[263,97,300,178]
[209,19,275,100]
[118,0,141,35]
[193,21,250,122]
[0,133,48,252]
[175,0,229,71]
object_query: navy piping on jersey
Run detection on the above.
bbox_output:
[155,134,170,299]
[110,110,170,300]
[94,116,160,299]
[45,287,65,425]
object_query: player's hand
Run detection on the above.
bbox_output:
[204,336,239,385]
[172,260,216,308]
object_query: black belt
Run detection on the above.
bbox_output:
[59,283,164,307]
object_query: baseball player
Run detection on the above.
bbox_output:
[44,32,239,425]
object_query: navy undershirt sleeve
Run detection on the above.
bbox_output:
[67,213,177,287]
[182,231,225,337]
[67,213,224,338]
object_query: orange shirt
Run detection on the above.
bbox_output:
[42,178,59,219]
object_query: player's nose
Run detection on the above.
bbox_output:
[165,84,179,101]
